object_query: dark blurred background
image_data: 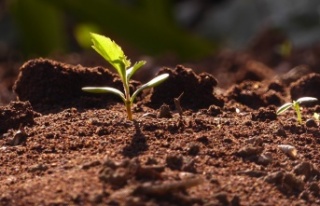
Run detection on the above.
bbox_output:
[1,0,320,104]
[2,0,320,60]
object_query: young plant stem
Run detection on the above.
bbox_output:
[123,83,132,120]
[293,101,302,124]
[125,100,133,120]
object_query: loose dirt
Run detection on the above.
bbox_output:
[1,43,320,205]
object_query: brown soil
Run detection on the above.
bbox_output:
[1,45,320,205]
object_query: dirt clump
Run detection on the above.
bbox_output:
[13,58,140,112]
[226,80,284,109]
[290,73,320,101]
[146,65,224,110]
[0,101,38,133]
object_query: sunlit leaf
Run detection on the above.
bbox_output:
[131,73,169,102]
[82,86,125,102]
[296,97,318,104]
[90,33,130,81]
[126,61,146,80]
[276,102,293,115]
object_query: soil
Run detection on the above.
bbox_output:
[2,34,320,205]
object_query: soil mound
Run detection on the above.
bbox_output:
[290,73,320,101]
[13,58,128,111]
[146,65,224,109]
[226,80,284,109]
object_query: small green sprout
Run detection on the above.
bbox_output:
[276,97,318,124]
[313,112,320,122]
[82,33,169,120]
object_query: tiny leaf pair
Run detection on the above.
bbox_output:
[82,33,169,120]
[276,97,318,124]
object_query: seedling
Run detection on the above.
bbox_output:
[276,97,318,124]
[82,33,169,120]
[313,112,320,122]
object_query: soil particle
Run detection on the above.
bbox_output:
[0,101,37,134]
[257,152,273,165]
[10,126,28,146]
[187,143,200,156]
[268,80,286,94]
[157,104,172,118]
[236,145,263,158]
[293,161,320,181]
[264,171,305,194]
[206,104,222,116]
[251,106,277,121]
[305,119,318,128]
[309,182,320,195]
[166,154,184,170]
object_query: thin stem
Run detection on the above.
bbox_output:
[293,102,302,124]
[123,82,133,120]
[125,100,133,120]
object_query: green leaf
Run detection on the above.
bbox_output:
[126,61,146,80]
[296,97,318,104]
[131,73,169,102]
[82,86,125,102]
[276,102,293,115]
[90,33,130,81]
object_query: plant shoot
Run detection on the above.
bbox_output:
[82,33,169,120]
[276,97,318,124]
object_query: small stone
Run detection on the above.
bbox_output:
[278,144,298,159]
[305,119,317,128]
